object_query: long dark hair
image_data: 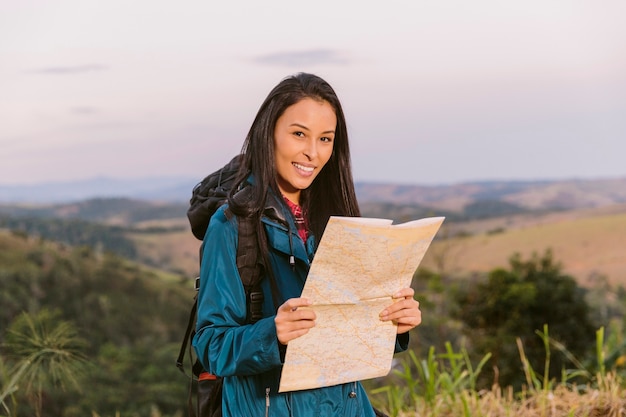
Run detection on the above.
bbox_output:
[229,72,360,241]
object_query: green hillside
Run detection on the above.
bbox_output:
[0,230,194,416]
[2,203,626,415]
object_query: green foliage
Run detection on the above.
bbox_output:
[455,249,597,389]
[1,309,88,417]
[64,342,187,416]
[410,268,464,353]
[0,198,186,224]
[462,199,527,220]
[2,202,623,416]
[0,232,192,416]
[0,216,137,259]
[370,326,626,416]
[370,343,491,416]
[516,324,591,394]
[0,357,29,416]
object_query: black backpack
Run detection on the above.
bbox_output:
[176,155,266,417]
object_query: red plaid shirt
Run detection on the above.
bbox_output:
[282,196,309,242]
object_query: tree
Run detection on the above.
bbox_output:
[456,249,596,389]
[0,357,29,416]
[2,309,88,417]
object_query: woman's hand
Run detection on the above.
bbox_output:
[379,288,422,335]
[275,298,316,345]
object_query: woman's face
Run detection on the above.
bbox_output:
[273,97,336,205]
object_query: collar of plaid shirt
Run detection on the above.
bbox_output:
[282,196,309,242]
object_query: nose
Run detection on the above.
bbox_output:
[302,138,317,161]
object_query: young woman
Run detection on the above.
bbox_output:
[193,73,422,416]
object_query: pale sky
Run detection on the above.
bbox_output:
[1,0,625,186]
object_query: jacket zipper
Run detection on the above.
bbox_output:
[265,387,270,417]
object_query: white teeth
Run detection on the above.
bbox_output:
[293,163,314,172]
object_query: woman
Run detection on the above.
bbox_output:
[193,73,422,416]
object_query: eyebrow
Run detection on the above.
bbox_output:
[289,123,335,134]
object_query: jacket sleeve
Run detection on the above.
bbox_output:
[395,333,409,353]
[192,207,283,377]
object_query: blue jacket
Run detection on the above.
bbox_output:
[193,195,408,416]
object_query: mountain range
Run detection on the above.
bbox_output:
[2,175,625,286]
[0,177,195,204]
[2,176,625,214]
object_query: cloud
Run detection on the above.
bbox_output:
[253,49,349,67]
[25,64,109,75]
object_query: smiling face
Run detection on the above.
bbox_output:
[273,97,337,205]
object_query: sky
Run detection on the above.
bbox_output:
[1,0,625,186]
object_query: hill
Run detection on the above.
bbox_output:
[355,177,626,212]
[2,176,625,212]
[125,203,626,286]
[0,197,187,224]
[420,204,626,287]
[0,230,192,415]
[2,177,626,285]
[3,205,623,416]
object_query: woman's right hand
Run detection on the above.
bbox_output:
[275,298,316,345]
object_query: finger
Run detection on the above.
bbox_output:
[275,306,316,329]
[380,299,419,318]
[276,317,316,333]
[279,297,311,312]
[381,307,420,323]
[392,308,421,323]
[279,327,314,344]
[393,287,415,299]
[276,318,316,344]
[288,308,317,322]
[389,310,422,333]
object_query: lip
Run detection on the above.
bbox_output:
[292,162,316,174]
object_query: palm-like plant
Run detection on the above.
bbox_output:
[2,308,88,417]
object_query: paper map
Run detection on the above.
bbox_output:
[278,215,445,392]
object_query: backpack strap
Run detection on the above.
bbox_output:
[176,296,197,375]
[176,208,264,377]
[232,210,265,323]
[178,188,283,384]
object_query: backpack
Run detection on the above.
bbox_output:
[176,155,266,417]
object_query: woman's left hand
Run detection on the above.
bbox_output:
[379,287,422,335]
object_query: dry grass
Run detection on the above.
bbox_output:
[129,228,200,277]
[422,208,626,287]
[370,328,626,417]
[397,380,626,417]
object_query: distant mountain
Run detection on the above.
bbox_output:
[0,177,197,203]
[0,197,187,224]
[1,176,626,214]
[355,177,626,212]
